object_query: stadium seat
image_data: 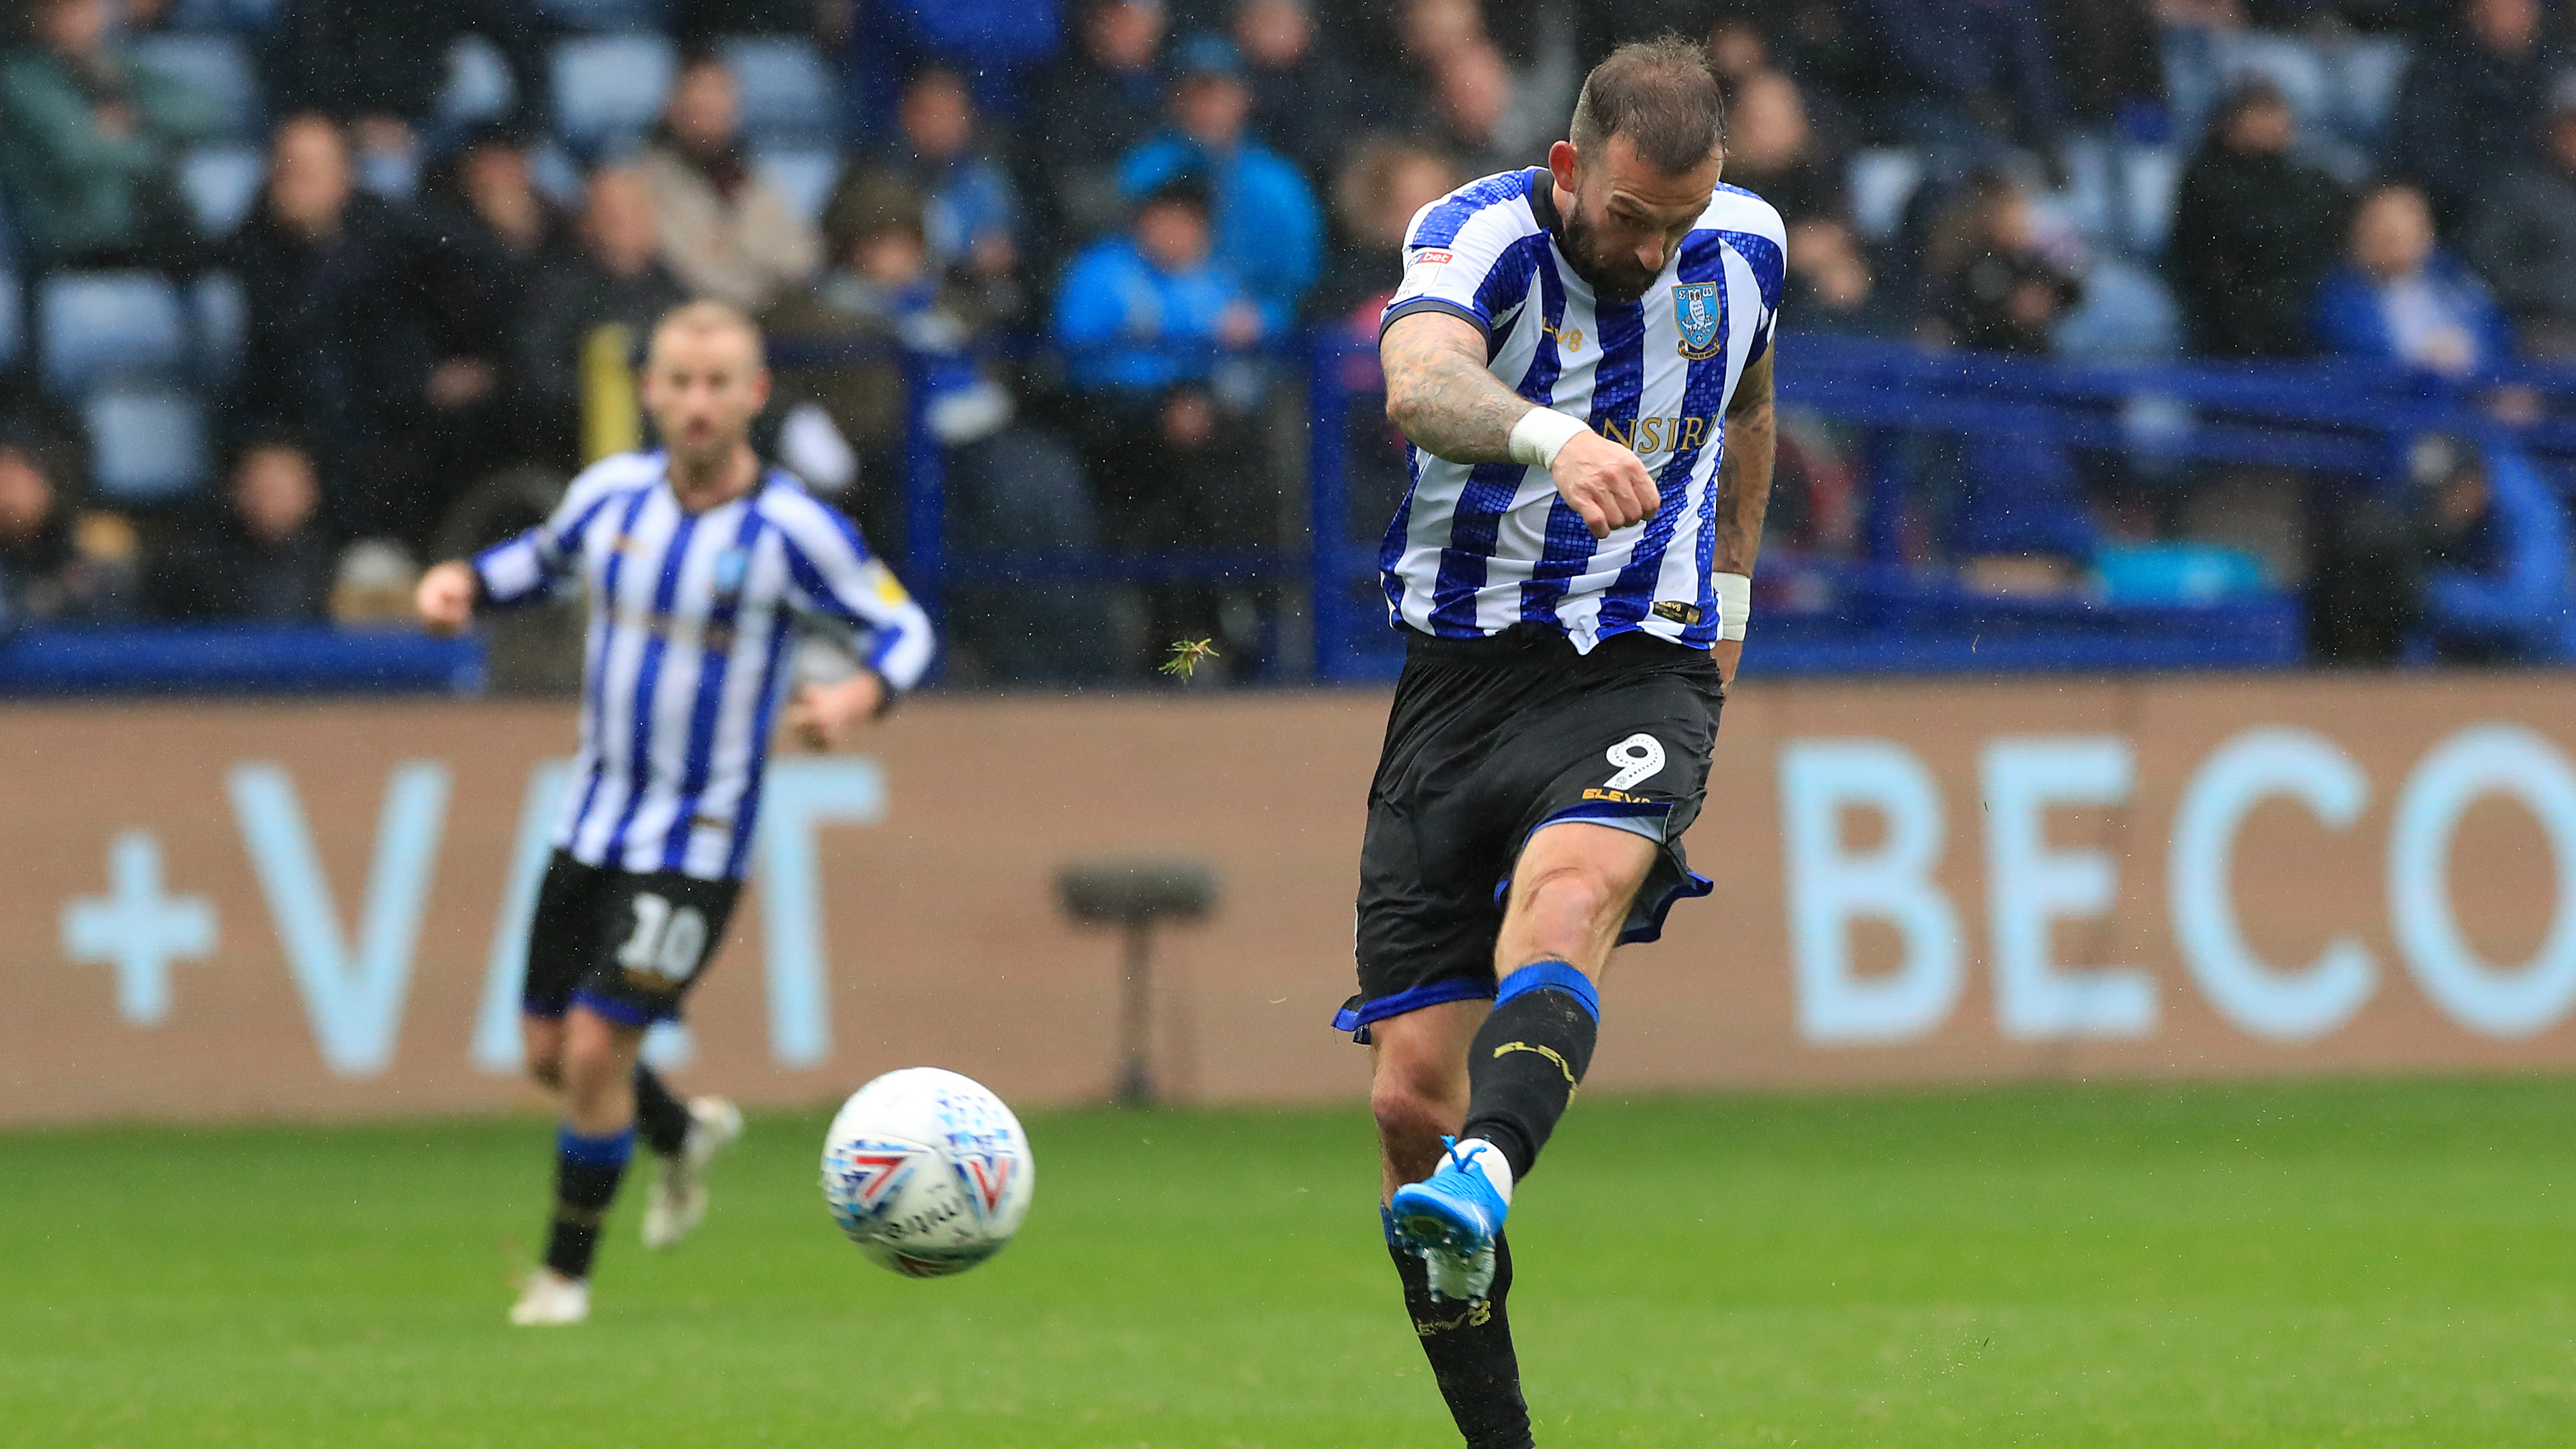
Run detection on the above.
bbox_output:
[539,0,673,35]
[2162,26,2240,146]
[722,38,839,145]
[2121,144,2184,256]
[194,272,247,382]
[2053,257,2183,362]
[2333,36,2411,146]
[163,0,277,31]
[2050,139,2205,259]
[755,149,843,226]
[551,34,678,153]
[439,35,518,128]
[2218,34,2333,130]
[2097,543,2272,603]
[529,142,585,209]
[1847,148,1924,244]
[39,272,187,396]
[180,145,266,237]
[84,387,210,501]
[127,34,262,142]
[2043,136,2117,248]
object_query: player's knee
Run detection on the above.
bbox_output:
[1370,1066,1456,1149]
[525,1055,564,1092]
[1518,858,1625,938]
[560,1034,620,1096]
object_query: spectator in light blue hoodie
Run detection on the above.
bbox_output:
[1116,33,1321,327]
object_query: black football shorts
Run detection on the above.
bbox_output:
[1338,625,1724,1042]
[524,850,742,1027]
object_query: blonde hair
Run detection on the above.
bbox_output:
[650,300,767,366]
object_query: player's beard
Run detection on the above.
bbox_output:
[1557,203,1659,303]
[665,424,739,483]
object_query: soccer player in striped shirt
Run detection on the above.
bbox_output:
[1343,38,1782,1445]
[416,301,934,1326]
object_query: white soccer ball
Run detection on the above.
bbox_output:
[819,1067,1035,1277]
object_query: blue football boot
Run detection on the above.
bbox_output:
[1391,1137,1513,1298]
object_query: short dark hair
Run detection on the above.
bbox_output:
[1568,36,1725,175]
[2212,77,2289,134]
[903,64,968,99]
[675,42,731,80]
[822,166,928,260]
[1138,166,1212,215]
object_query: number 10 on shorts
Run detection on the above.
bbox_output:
[618,893,710,989]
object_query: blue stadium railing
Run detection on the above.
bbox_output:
[898,332,2576,685]
[0,625,483,695]
[8,332,2570,695]
[1302,332,2313,685]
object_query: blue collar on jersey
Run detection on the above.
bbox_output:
[1521,166,1561,235]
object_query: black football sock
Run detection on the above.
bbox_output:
[542,1124,635,1281]
[1459,962,1600,1181]
[632,1064,692,1159]
[1386,1210,1533,1449]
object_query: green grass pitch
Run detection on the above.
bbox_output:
[5,1076,2575,1446]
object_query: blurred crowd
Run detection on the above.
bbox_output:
[2,0,2575,676]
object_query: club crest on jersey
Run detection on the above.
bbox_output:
[1673,282,1724,360]
[711,546,750,594]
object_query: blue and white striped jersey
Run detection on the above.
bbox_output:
[1376,167,1786,652]
[474,452,936,881]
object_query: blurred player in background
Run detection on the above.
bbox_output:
[1348,38,1780,1446]
[416,301,934,1326]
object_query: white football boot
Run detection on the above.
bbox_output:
[508,1268,590,1326]
[641,1097,744,1250]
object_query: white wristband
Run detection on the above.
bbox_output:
[1508,407,1589,467]
[1713,571,1751,642]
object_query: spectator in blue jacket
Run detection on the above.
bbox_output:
[2415,434,2572,662]
[1053,170,1272,680]
[1055,169,1266,393]
[2315,182,2513,375]
[1117,33,1321,326]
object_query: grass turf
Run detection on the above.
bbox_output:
[3,1076,2573,1446]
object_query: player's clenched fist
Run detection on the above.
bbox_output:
[783,673,887,752]
[1550,430,1660,540]
[415,560,478,636]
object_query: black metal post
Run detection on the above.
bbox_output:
[1116,920,1153,1105]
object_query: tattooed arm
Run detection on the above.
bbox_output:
[1378,310,1531,462]
[1707,347,1776,684]
[1710,347,1776,578]
[1379,310,1660,538]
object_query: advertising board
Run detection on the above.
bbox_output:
[4,675,2572,1124]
